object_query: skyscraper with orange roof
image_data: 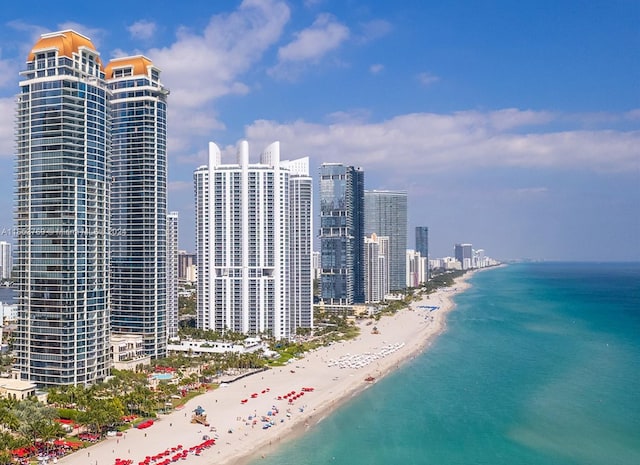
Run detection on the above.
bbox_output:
[105,55,169,359]
[15,31,169,386]
[15,30,111,386]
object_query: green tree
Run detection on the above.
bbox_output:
[12,400,60,448]
[77,397,124,434]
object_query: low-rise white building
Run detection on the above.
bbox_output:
[111,334,151,370]
[1,303,18,323]
[0,378,37,400]
[167,338,274,357]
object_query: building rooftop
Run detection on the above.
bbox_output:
[28,30,100,64]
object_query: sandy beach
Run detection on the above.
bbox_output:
[57,272,472,465]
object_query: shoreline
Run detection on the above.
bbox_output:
[57,271,475,465]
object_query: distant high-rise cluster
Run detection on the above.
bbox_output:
[194,141,313,339]
[454,243,474,270]
[427,243,497,271]
[406,249,428,288]
[14,30,168,386]
[178,251,197,283]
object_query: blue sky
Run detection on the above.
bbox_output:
[0,0,638,261]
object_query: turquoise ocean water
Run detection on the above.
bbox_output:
[252,263,640,465]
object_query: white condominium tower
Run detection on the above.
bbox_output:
[194,141,312,339]
[280,157,314,332]
[166,212,179,340]
[364,233,389,303]
[15,31,111,386]
[0,241,12,280]
[106,55,169,359]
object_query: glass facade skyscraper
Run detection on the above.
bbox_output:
[106,55,169,359]
[15,31,111,386]
[415,226,429,259]
[319,163,365,305]
[415,226,429,281]
[364,190,407,292]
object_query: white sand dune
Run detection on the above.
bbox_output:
[58,272,472,465]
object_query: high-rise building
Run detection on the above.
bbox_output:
[15,31,111,386]
[195,141,312,339]
[318,163,365,305]
[167,212,179,340]
[454,243,473,270]
[406,249,427,288]
[0,242,12,280]
[281,157,314,332]
[364,191,407,292]
[415,226,429,281]
[178,251,196,282]
[415,226,429,259]
[364,233,389,303]
[311,251,321,281]
[106,55,169,359]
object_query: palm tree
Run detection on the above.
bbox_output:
[12,400,60,450]
[0,430,29,465]
[77,397,124,435]
[0,398,19,431]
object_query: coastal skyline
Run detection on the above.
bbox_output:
[0,0,638,261]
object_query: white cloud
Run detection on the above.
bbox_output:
[139,0,289,153]
[514,187,549,196]
[128,20,157,41]
[6,21,106,81]
[358,19,392,43]
[7,20,49,49]
[146,0,289,109]
[417,72,440,86]
[275,13,349,64]
[56,22,107,49]
[370,63,384,74]
[242,110,640,175]
[0,52,19,90]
